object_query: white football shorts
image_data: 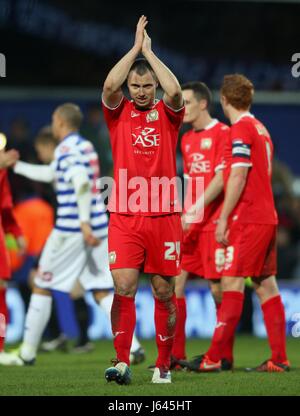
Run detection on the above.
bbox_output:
[35,229,113,293]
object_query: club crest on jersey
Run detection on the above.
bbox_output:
[146,109,159,123]
[109,251,116,264]
[201,138,212,149]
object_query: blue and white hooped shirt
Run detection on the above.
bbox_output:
[53,133,108,238]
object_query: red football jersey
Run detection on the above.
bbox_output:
[102,97,184,215]
[223,112,278,224]
[181,120,229,229]
[0,170,22,237]
[0,169,22,280]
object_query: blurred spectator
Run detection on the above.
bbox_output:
[80,104,112,176]
[7,118,36,162]
[276,225,298,280]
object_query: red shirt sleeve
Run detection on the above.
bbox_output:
[101,95,127,128]
[161,100,185,130]
[230,121,253,168]
[214,125,230,172]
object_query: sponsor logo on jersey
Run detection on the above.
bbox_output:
[201,138,212,149]
[132,127,160,148]
[189,152,211,173]
[131,111,140,118]
[109,251,116,264]
[146,109,159,122]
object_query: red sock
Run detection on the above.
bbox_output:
[216,302,234,363]
[111,294,136,365]
[171,297,186,360]
[155,294,178,369]
[207,291,244,363]
[0,288,8,352]
[262,295,287,363]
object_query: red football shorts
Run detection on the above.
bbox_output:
[181,227,223,280]
[222,223,277,277]
[0,227,11,280]
[108,213,183,276]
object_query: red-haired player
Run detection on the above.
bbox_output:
[182,74,289,373]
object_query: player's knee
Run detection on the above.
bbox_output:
[114,283,136,297]
[253,275,279,303]
[153,285,174,301]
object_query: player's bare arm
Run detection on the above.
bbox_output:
[215,166,248,245]
[183,170,224,230]
[142,30,183,110]
[102,15,148,108]
[13,161,55,183]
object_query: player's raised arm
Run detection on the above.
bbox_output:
[141,30,183,110]
[102,15,148,108]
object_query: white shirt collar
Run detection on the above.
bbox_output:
[234,112,254,124]
[204,118,219,130]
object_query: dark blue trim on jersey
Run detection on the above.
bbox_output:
[233,153,251,159]
[232,142,251,149]
[55,223,108,232]
[57,212,107,220]
[57,199,100,208]
[92,223,109,230]
[57,173,94,183]
[57,189,75,195]
[56,161,90,173]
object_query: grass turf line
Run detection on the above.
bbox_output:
[0,335,299,396]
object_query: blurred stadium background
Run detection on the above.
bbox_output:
[1,0,300,345]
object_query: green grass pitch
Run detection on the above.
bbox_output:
[0,336,299,396]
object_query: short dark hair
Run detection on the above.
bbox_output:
[35,126,57,146]
[128,58,157,82]
[55,103,83,130]
[181,81,212,111]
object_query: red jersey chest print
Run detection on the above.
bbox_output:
[181,120,229,227]
[102,97,184,215]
